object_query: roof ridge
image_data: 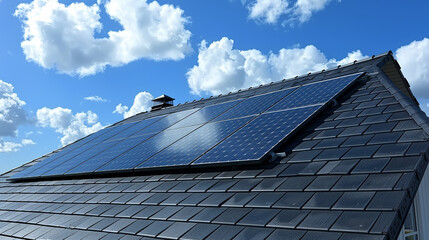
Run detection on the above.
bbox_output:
[118,52,391,125]
[191,51,392,105]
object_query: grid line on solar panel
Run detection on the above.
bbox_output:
[94,125,202,173]
[192,105,321,165]
[136,116,254,169]
[212,87,297,122]
[268,73,363,112]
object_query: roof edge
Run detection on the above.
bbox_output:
[376,71,429,136]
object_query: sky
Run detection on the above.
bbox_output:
[0,0,429,173]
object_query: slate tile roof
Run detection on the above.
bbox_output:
[0,52,428,240]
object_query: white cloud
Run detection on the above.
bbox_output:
[187,37,367,95]
[0,80,35,153]
[396,38,429,99]
[84,95,108,102]
[246,0,336,25]
[21,139,36,145]
[15,0,191,76]
[336,50,367,66]
[37,107,104,146]
[0,139,35,153]
[249,0,289,24]
[114,91,153,118]
[0,140,23,153]
[0,80,28,137]
[294,0,332,23]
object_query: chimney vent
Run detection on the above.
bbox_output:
[151,94,175,111]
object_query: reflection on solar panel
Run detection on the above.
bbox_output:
[268,73,360,111]
[96,125,201,172]
[168,100,242,129]
[10,72,362,180]
[137,117,253,169]
[193,106,320,165]
[213,88,297,121]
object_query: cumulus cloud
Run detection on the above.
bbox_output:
[249,0,289,24]
[84,95,107,102]
[21,139,36,145]
[0,80,34,153]
[246,0,336,25]
[114,91,153,118]
[0,139,36,153]
[187,37,367,95]
[37,107,104,146]
[15,0,191,76]
[396,38,429,99]
[0,80,28,137]
[293,0,332,23]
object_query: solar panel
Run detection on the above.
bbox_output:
[168,100,242,129]
[9,123,137,179]
[11,109,197,179]
[65,133,157,174]
[192,105,320,165]
[213,88,297,122]
[136,116,253,169]
[10,72,363,180]
[268,73,361,112]
[95,125,201,173]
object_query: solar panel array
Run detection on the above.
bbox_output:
[10,72,363,180]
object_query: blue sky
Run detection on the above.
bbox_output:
[0,0,429,173]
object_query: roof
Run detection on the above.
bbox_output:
[0,52,428,240]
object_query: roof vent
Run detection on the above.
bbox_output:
[151,94,175,111]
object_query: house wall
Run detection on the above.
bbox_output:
[397,164,429,240]
[415,164,429,240]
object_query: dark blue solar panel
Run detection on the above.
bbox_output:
[108,115,164,141]
[87,122,138,145]
[95,125,201,172]
[13,114,173,179]
[168,100,242,129]
[8,123,135,179]
[268,73,362,112]
[10,72,362,180]
[214,88,297,121]
[65,133,157,174]
[137,117,253,169]
[193,105,321,165]
[41,140,120,176]
[140,109,198,133]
